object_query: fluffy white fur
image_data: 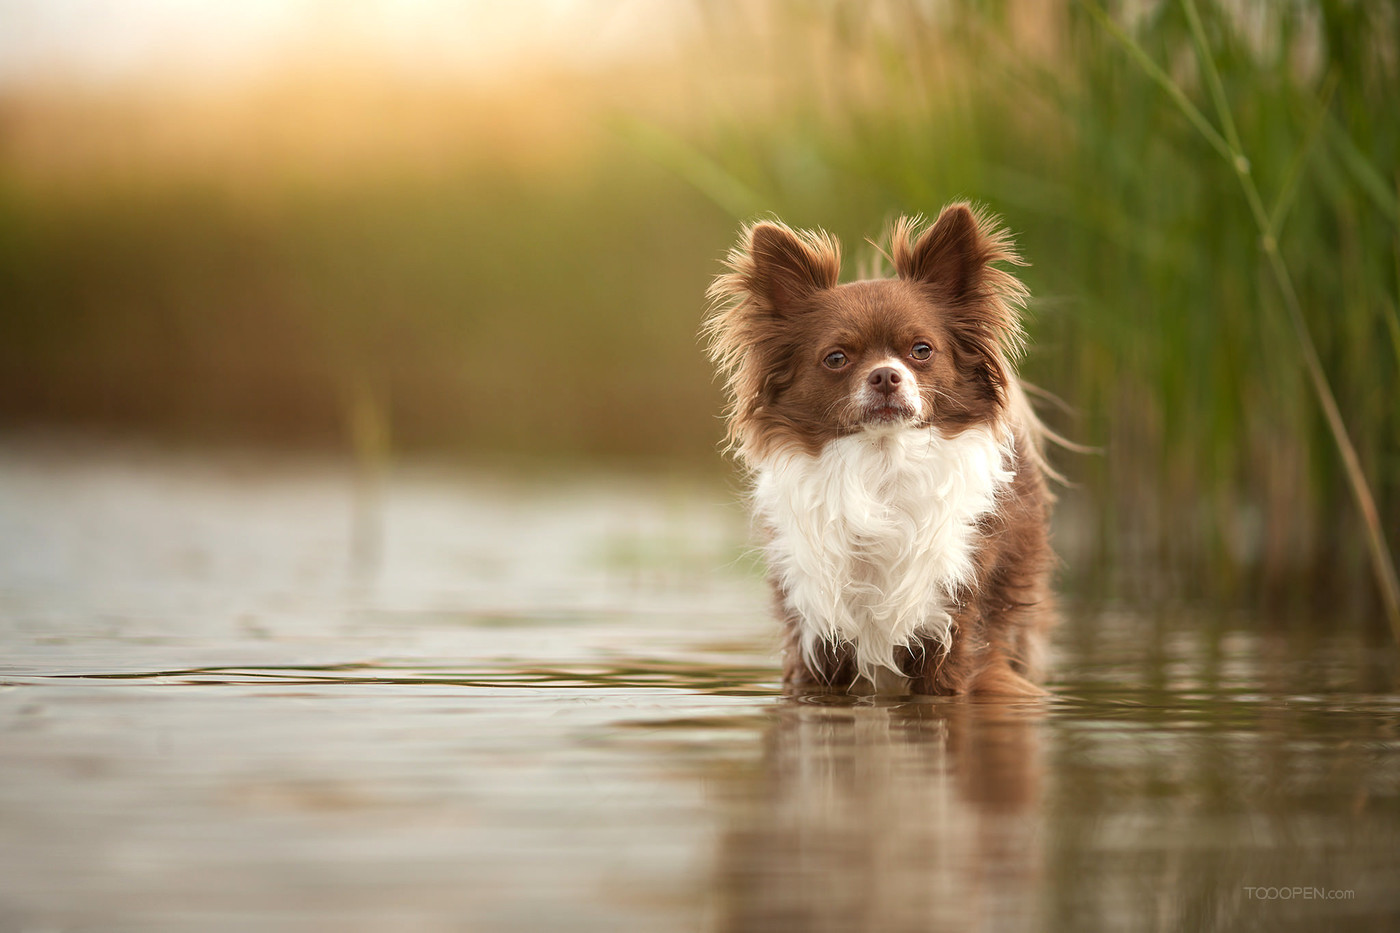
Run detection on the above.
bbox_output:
[752,423,1015,687]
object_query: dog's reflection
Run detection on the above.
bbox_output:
[714,697,1044,933]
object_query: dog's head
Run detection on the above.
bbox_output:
[706,203,1029,461]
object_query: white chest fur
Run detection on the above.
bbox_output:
[752,424,1014,685]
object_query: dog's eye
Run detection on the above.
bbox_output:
[823,351,848,370]
[910,342,933,361]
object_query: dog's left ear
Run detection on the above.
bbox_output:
[893,204,1029,416]
[896,203,988,302]
[893,203,1027,344]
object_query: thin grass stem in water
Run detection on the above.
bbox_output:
[1090,0,1400,638]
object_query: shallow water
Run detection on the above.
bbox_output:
[2,439,1398,932]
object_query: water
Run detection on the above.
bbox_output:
[2,438,1398,932]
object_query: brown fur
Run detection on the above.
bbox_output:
[706,203,1056,696]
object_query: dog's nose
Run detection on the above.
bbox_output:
[867,366,902,395]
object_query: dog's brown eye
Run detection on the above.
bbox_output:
[823,351,848,370]
[910,342,933,361]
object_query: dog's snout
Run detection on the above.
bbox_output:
[867,366,902,395]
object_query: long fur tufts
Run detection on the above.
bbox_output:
[704,220,841,456]
[890,204,1030,361]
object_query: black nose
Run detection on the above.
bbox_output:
[867,366,902,395]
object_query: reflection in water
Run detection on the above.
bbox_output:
[2,441,1399,931]
[716,698,1044,933]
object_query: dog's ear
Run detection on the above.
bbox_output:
[895,203,986,301]
[893,205,1029,417]
[893,203,1027,346]
[740,222,841,315]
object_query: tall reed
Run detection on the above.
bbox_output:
[662,0,1399,618]
[1088,0,1398,641]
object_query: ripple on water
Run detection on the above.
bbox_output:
[1,441,1398,931]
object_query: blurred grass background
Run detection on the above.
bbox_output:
[1,0,1396,619]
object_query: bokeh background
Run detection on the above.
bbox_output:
[2,0,1396,621]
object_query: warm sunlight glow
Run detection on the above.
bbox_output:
[0,0,690,87]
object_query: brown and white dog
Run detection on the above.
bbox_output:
[705,203,1055,695]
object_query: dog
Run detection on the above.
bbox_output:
[705,203,1055,695]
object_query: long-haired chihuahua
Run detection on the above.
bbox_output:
[706,203,1056,695]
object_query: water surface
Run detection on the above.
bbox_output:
[2,439,1397,931]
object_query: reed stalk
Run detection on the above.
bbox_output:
[1089,0,1400,638]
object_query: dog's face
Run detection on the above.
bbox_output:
[706,204,1029,460]
[767,276,997,440]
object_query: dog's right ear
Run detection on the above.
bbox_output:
[745,222,840,314]
[704,220,841,456]
[723,221,841,317]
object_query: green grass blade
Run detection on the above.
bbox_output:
[1267,71,1339,241]
[1325,117,1400,225]
[1084,0,1234,164]
[612,117,766,220]
[1097,0,1400,637]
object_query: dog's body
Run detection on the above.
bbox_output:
[706,204,1055,695]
